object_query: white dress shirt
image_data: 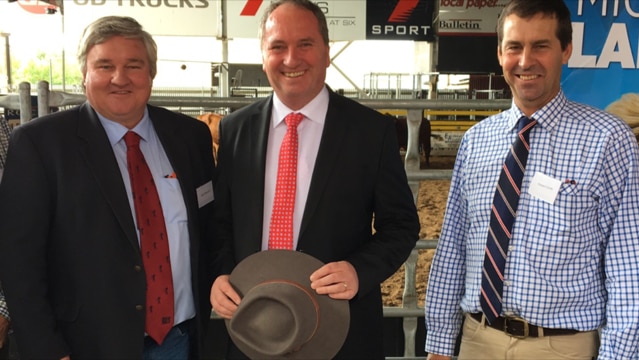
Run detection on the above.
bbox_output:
[261,87,329,250]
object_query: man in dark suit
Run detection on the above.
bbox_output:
[0,16,217,359]
[209,1,420,359]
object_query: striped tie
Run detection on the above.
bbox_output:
[480,116,536,324]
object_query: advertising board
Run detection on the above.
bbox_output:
[562,0,639,110]
[63,0,219,37]
[227,0,434,41]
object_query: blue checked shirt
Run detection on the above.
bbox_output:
[425,90,639,360]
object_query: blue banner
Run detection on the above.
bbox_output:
[562,1,639,110]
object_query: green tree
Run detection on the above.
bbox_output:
[11,51,82,89]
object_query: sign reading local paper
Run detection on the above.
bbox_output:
[438,0,508,35]
[562,0,639,110]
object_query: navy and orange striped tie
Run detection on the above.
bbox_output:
[480,116,536,324]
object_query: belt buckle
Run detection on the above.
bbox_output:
[503,316,529,339]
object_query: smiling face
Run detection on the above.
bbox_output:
[260,3,330,110]
[497,13,572,116]
[83,35,153,128]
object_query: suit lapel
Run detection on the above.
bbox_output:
[246,99,272,248]
[251,99,272,187]
[76,103,139,252]
[299,92,347,238]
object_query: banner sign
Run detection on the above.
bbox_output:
[365,0,435,41]
[227,0,366,41]
[63,0,219,37]
[227,0,433,41]
[562,0,639,110]
[438,0,508,35]
[436,0,507,74]
[62,1,435,41]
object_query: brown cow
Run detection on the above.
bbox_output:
[196,112,223,164]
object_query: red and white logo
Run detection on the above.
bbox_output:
[14,0,58,14]
[387,0,419,22]
[240,0,263,16]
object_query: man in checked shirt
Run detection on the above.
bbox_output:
[425,0,639,359]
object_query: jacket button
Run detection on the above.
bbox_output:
[135,305,144,311]
[134,265,142,272]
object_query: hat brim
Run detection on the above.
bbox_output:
[226,250,350,359]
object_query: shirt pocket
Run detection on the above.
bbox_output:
[522,181,600,280]
[160,178,188,224]
[558,181,578,195]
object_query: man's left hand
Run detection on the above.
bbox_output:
[310,261,358,300]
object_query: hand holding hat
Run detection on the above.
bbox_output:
[226,250,350,359]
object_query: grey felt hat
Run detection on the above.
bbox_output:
[226,250,350,359]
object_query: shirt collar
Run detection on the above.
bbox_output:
[271,86,329,127]
[508,89,567,132]
[96,107,152,146]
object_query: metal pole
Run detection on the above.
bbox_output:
[218,0,229,97]
[61,8,66,91]
[3,33,12,91]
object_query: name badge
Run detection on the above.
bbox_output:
[196,181,214,208]
[528,172,561,205]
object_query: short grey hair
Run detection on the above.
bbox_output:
[77,16,157,79]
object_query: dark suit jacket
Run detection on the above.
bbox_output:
[0,103,217,359]
[213,90,420,359]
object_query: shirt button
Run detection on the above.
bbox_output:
[504,280,512,287]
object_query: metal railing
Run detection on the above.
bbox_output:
[2,81,512,359]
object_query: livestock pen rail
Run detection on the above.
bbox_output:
[0,81,511,359]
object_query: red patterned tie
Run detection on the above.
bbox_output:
[269,113,304,250]
[124,131,174,344]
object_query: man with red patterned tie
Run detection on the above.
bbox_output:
[0,16,217,359]
[209,1,420,359]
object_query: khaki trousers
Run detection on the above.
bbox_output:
[457,313,598,360]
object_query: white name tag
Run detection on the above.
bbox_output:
[196,181,214,208]
[528,172,561,205]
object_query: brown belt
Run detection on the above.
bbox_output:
[469,313,579,338]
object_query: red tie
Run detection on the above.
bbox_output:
[124,131,174,344]
[269,113,304,250]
